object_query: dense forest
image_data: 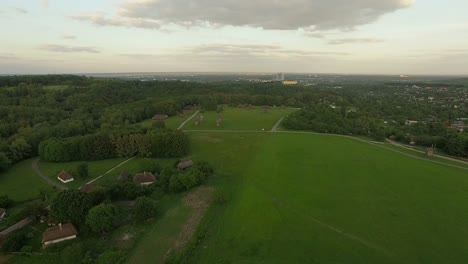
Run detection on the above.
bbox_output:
[0,75,467,172]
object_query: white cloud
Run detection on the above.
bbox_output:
[62,35,77,40]
[74,0,414,31]
[41,0,49,8]
[328,38,385,45]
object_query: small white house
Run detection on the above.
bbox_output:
[57,170,74,183]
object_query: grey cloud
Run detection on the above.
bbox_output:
[62,35,77,40]
[38,44,100,53]
[0,53,18,60]
[75,0,414,30]
[328,38,385,45]
[41,0,49,8]
[121,44,349,60]
[72,13,161,29]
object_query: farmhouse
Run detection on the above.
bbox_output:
[42,223,78,248]
[450,121,466,133]
[177,160,193,170]
[152,114,169,121]
[0,208,5,220]
[79,184,96,193]
[133,172,157,185]
[426,147,434,156]
[57,170,74,183]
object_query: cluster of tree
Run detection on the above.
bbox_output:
[159,161,214,193]
[39,130,189,162]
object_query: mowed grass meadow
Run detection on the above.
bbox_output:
[186,131,468,264]
[184,107,297,131]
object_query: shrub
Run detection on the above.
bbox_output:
[134,197,157,221]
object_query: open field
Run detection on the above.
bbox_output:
[183,132,468,263]
[183,107,297,131]
[0,159,53,202]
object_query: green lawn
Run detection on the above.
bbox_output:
[0,159,53,202]
[183,132,468,264]
[183,107,297,131]
[38,158,131,189]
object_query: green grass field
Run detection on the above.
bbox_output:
[184,132,468,263]
[0,159,53,201]
[183,107,297,131]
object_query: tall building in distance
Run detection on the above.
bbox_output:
[276,73,285,81]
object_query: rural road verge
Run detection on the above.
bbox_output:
[178,110,200,130]
[32,158,68,190]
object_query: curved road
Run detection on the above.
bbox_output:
[32,158,68,190]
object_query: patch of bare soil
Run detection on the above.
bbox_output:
[163,186,214,262]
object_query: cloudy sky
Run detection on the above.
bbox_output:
[1,0,468,75]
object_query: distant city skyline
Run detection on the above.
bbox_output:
[1,0,468,75]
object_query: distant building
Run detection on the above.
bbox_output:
[426,147,435,157]
[42,223,78,248]
[133,172,157,186]
[177,160,193,170]
[152,114,169,121]
[451,121,466,133]
[276,73,285,81]
[79,184,96,193]
[282,80,298,85]
[57,170,74,184]
[405,120,419,126]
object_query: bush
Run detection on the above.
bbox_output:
[95,250,125,264]
[134,197,157,221]
[61,243,85,264]
[0,195,13,208]
[86,203,117,233]
[76,162,89,179]
[2,231,27,253]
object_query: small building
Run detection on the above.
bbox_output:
[57,170,74,184]
[426,147,435,156]
[133,172,156,186]
[451,121,466,133]
[79,184,96,193]
[119,171,130,181]
[152,114,169,121]
[177,160,193,170]
[405,120,419,126]
[0,208,6,220]
[282,80,298,85]
[216,118,223,127]
[42,223,78,248]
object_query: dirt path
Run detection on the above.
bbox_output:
[85,156,136,186]
[31,158,68,190]
[271,117,285,132]
[163,186,214,262]
[178,110,200,130]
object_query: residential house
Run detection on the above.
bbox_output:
[42,223,78,248]
[177,160,193,170]
[57,170,74,184]
[133,172,157,186]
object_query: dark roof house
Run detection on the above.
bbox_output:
[42,223,78,247]
[57,170,74,183]
[152,114,169,121]
[79,184,96,193]
[177,160,193,170]
[133,172,157,185]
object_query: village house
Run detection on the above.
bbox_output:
[177,160,193,170]
[133,172,157,185]
[42,223,78,248]
[57,170,74,184]
[152,114,169,121]
[426,147,435,157]
[450,121,466,133]
[0,208,6,220]
[79,184,96,193]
